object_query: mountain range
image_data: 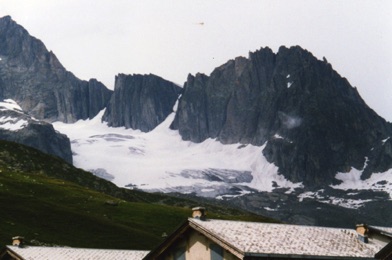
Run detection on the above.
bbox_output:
[1,15,391,227]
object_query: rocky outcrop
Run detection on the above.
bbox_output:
[171,46,392,186]
[102,74,182,132]
[0,15,112,123]
[362,137,392,179]
[0,100,72,163]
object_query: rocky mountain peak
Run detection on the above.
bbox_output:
[171,45,392,186]
[0,16,51,69]
[0,15,112,123]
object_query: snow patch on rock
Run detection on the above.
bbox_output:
[0,99,28,131]
[331,167,392,198]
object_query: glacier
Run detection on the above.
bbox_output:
[52,103,392,209]
[53,108,303,198]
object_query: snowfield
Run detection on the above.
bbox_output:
[52,107,392,208]
[53,109,302,198]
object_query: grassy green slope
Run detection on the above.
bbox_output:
[0,140,275,249]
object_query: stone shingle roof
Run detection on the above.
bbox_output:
[6,246,148,260]
[189,218,384,258]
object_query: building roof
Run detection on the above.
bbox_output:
[188,218,384,259]
[2,245,149,260]
[369,226,392,238]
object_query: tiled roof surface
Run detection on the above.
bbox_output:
[7,246,148,260]
[190,218,384,258]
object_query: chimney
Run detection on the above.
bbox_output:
[12,236,25,247]
[192,207,207,220]
[356,224,369,243]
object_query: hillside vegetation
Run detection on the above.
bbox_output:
[0,140,275,249]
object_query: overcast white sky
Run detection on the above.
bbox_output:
[1,0,391,121]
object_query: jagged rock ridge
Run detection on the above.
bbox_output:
[0,15,112,123]
[171,46,392,186]
[102,74,182,132]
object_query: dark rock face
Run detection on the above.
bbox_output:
[171,46,392,186]
[226,188,392,228]
[0,106,72,164]
[103,74,182,132]
[0,16,112,123]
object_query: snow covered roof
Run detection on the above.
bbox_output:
[3,245,149,260]
[189,218,384,259]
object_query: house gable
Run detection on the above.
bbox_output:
[145,221,240,260]
[0,247,24,260]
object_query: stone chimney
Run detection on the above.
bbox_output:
[192,207,207,220]
[12,236,25,247]
[356,224,369,243]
